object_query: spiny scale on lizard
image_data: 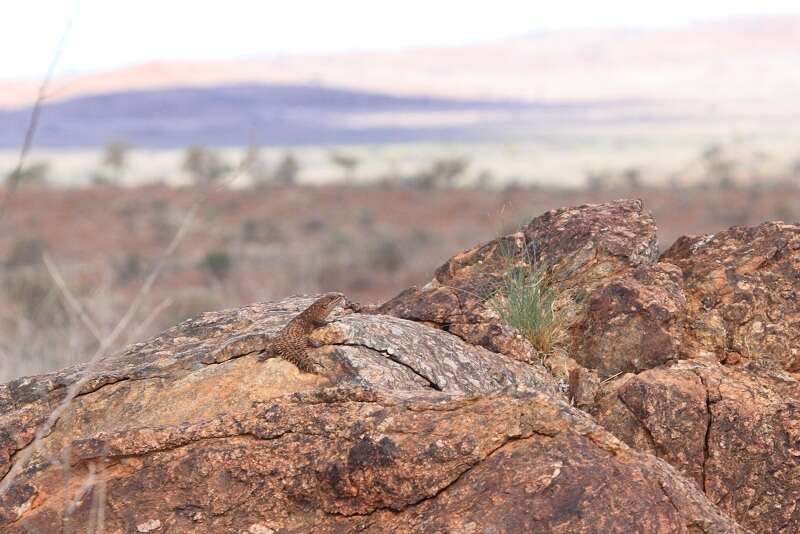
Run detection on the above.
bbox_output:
[213,293,345,373]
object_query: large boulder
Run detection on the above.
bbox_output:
[378,199,661,366]
[662,222,800,370]
[378,200,800,532]
[0,296,743,533]
[596,361,800,533]
[573,263,688,377]
[7,199,800,533]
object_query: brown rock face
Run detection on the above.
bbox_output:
[596,362,800,533]
[522,199,659,290]
[662,222,800,370]
[378,199,661,367]
[7,199,800,533]
[575,263,687,377]
[377,232,540,362]
[595,365,710,487]
[377,200,800,532]
[0,294,742,533]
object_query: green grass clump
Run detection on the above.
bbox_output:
[492,260,564,356]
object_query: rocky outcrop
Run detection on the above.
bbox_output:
[377,231,540,362]
[662,222,800,370]
[1,383,746,533]
[378,199,660,366]
[0,295,740,533]
[575,263,687,377]
[3,199,800,532]
[596,361,800,533]
[378,200,800,533]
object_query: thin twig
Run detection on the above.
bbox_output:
[125,296,173,345]
[0,158,249,499]
[600,371,624,385]
[43,252,103,342]
[91,457,107,533]
[65,463,97,516]
[0,0,80,221]
[0,207,195,498]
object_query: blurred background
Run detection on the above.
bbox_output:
[1,0,799,380]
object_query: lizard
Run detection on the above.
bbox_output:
[212,293,345,373]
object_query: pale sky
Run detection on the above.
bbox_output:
[3,0,799,80]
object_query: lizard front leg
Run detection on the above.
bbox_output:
[284,346,320,373]
[271,336,324,373]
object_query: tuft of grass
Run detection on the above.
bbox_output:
[200,250,233,281]
[491,249,565,356]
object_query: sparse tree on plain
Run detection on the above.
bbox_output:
[701,144,737,188]
[413,157,469,189]
[622,168,642,190]
[102,139,131,182]
[182,145,231,186]
[5,161,49,187]
[243,144,272,188]
[329,152,360,184]
[273,152,300,185]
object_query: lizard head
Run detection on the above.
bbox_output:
[314,292,345,317]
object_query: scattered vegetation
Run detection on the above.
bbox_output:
[701,144,737,188]
[411,157,470,189]
[366,236,403,273]
[491,247,565,356]
[329,152,360,183]
[98,139,132,184]
[3,183,800,383]
[5,161,50,187]
[243,144,272,187]
[201,249,233,281]
[2,267,59,320]
[273,152,300,185]
[114,253,143,283]
[183,145,232,185]
[5,237,44,268]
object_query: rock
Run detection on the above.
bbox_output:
[662,222,800,370]
[1,390,742,532]
[0,295,743,532]
[573,263,687,377]
[0,297,561,485]
[377,232,540,362]
[596,361,800,533]
[522,199,659,290]
[9,199,800,532]
[312,313,561,397]
[595,365,710,487]
[378,199,660,364]
[376,200,800,532]
[568,365,601,410]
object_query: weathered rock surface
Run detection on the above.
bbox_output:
[575,263,687,377]
[378,200,800,532]
[662,222,800,370]
[0,294,742,533]
[378,199,661,367]
[1,378,742,532]
[523,199,659,293]
[5,199,800,533]
[596,361,800,533]
[377,231,540,362]
[313,313,560,397]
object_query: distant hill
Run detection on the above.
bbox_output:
[2,16,800,109]
[0,83,606,148]
[2,16,798,148]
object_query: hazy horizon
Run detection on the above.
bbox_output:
[4,1,800,81]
